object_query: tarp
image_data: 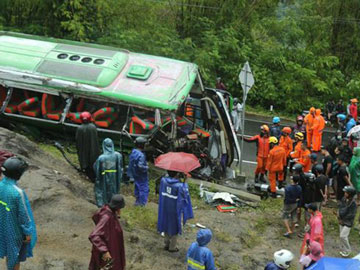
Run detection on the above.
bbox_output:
[307,257,360,270]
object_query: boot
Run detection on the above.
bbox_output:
[271,192,277,198]
[254,174,259,183]
[259,174,266,183]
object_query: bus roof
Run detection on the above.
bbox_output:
[0,32,198,111]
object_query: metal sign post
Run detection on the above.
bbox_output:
[239,61,254,173]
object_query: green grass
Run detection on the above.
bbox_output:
[215,230,232,243]
[121,204,158,231]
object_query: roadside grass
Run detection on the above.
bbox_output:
[215,230,232,243]
[38,142,79,165]
[121,204,158,231]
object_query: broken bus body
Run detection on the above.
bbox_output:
[0,32,241,179]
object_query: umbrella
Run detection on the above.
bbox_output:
[307,257,360,270]
[348,125,360,139]
[154,152,201,173]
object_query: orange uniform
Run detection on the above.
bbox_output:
[290,141,302,159]
[279,136,293,157]
[266,145,287,193]
[298,149,311,172]
[312,109,325,151]
[304,107,316,148]
[244,135,270,175]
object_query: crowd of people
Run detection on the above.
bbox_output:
[2,100,360,270]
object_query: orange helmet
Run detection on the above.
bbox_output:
[261,124,270,133]
[310,107,315,113]
[282,127,292,134]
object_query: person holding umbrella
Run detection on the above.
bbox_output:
[155,152,197,252]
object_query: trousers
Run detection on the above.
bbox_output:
[268,171,283,193]
[164,234,178,251]
[255,156,267,175]
[312,132,322,152]
[340,225,351,254]
[134,180,149,206]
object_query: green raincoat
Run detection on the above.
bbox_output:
[349,147,360,192]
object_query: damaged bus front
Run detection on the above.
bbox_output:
[0,32,240,180]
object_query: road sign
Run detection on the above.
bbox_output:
[239,61,254,98]
[239,61,254,174]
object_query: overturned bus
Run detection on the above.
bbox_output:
[0,32,240,180]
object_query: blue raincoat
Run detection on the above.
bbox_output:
[346,118,356,134]
[127,148,149,206]
[187,229,216,270]
[94,138,123,207]
[157,177,193,236]
[0,177,37,270]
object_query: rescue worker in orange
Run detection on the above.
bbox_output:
[289,132,304,174]
[244,125,270,183]
[304,107,316,149]
[312,109,325,152]
[266,137,287,197]
[279,127,293,184]
[297,143,312,173]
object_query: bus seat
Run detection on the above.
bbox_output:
[0,86,24,114]
[67,98,85,124]
[41,93,63,121]
[129,115,154,134]
[191,127,210,138]
[18,97,40,117]
[93,107,118,128]
[160,116,188,127]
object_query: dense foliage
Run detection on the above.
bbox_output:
[0,0,359,114]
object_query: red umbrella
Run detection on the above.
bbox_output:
[154,152,201,173]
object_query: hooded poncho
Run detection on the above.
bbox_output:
[349,147,360,192]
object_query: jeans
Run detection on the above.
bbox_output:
[340,225,351,254]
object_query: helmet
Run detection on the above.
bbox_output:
[261,125,270,133]
[135,136,147,148]
[269,136,278,144]
[274,249,294,269]
[351,98,358,103]
[296,115,304,122]
[282,127,292,134]
[295,132,304,140]
[310,153,317,161]
[273,117,280,124]
[337,114,346,121]
[343,186,357,196]
[292,163,303,173]
[233,97,239,104]
[80,111,92,123]
[1,157,28,180]
[314,164,324,174]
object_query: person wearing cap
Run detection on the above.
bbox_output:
[187,229,215,270]
[157,171,194,252]
[336,114,347,137]
[266,137,287,196]
[292,116,306,140]
[336,186,357,257]
[349,98,358,121]
[321,147,334,202]
[127,136,149,206]
[0,157,37,270]
[282,175,302,238]
[311,109,325,152]
[76,111,100,182]
[304,108,316,149]
[300,203,324,255]
[270,117,281,140]
[93,138,123,208]
[299,241,323,269]
[89,194,126,270]
[243,125,270,183]
[349,147,360,204]
[279,127,293,180]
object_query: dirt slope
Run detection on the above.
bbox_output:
[0,127,356,270]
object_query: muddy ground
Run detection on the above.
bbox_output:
[0,127,358,270]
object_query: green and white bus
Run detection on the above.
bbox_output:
[0,32,240,179]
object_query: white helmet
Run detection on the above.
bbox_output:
[274,249,294,269]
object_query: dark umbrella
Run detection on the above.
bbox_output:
[154,152,201,173]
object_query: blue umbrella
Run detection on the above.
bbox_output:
[307,257,360,270]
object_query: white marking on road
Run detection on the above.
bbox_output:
[243,160,257,165]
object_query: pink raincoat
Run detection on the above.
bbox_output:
[301,211,324,255]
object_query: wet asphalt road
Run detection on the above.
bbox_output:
[239,115,336,177]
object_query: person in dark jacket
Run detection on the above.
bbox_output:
[271,117,282,140]
[76,111,100,182]
[312,164,328,210]
[265,249,294,270]
[94,138,123,207]
[292,115,306,140]
[336,186,357,257]
[187,229,215,270]
[282,175,302,238]
[127,136,149,206]
[335,138,352,165]
[89,194,126,270]
[336,155,352,201]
